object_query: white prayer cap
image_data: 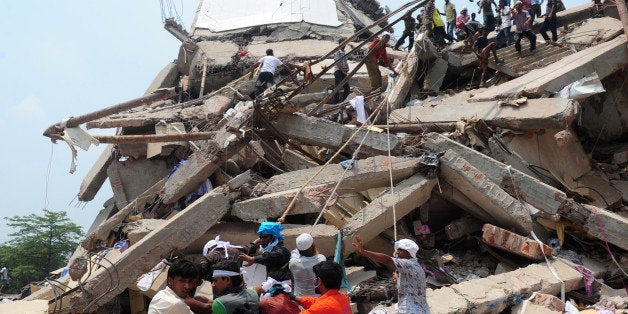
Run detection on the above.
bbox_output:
[381,32,392,38]
[203,235,220,256]
[296,233,314,251]
[461,6,468,12]
[394,239,419,258]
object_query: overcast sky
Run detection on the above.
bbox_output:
[0,0,591,242]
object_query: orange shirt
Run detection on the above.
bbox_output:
[299,289,351,314]
[368,38,392,67]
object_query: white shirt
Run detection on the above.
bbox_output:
[288,249,326,297]
[348,96,367,123]
[258,56,283,75]
[148,286,194,314]
[0,267,7,281]
[500,6,512,29]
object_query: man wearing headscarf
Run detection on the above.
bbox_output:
[240,222,291,281]
[352,236,430,314]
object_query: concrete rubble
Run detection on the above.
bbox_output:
[30,0,628,313]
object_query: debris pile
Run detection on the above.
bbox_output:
[21,0,628,313]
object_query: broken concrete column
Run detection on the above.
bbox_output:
[425,258,603,313]
[68,186,230,312]
[511,292,565,314]
[258,155,421,195]
[423,132,628,250]
[389,98,578,131]
[123,219,166,245]
[342,173,436,253]
[437,181,500,224]
[78,145,114,202]
[272,113,402,157]
[162,141,224,204]
[232,184,334,221]
[423,58,448,93]
[386,33,424,110]
[482,224,553,261]
[438,150,533,234]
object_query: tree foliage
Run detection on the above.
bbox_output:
[0,209,83,293]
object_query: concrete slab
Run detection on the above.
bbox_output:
[424,58,448,92]
[390,98,578,131]
[0,300,48,314]
[471,36,628,101]
[273,113,402,157]
[563,17,624,46]
[439,150,533,234]
[144,62,179,95]
[258,156,420,195]
[342,173,436,253]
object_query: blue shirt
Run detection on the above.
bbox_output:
[475,36,489,54]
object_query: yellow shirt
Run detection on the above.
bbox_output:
[444,3,456,22]
[432,9,445,27]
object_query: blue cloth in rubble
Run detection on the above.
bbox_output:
[257,222,285,241]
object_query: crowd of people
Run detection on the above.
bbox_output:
[147,222,430,314]
[390,0,566,86]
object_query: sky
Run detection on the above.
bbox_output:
[0,0,590,242]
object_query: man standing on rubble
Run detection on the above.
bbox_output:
[512,0,536,58]
[249,48,284,97]
[240,222,291,281]
[365,33,397,93]
[394,11,417,51]
[352,236,430,314]
[290,233,327,297]
[333,38,351,104]
[148,259,197,314]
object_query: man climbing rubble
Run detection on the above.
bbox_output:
[470,27,504,87]
[365,33,398,93]
[353,236,430,314]
[249,49,300,97]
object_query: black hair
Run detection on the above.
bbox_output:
[312,261,343,290]
[266,49,274,56]
[212,259,243,287]
[168,259,199,280]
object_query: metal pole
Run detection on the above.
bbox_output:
[92,132,216,144]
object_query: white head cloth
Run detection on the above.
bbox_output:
[261,277,292,293]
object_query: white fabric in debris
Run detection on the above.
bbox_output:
[348,96,367,123]
[195,0,341,32]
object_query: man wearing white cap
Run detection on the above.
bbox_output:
[352,236,430,314]
[289,233,326,296]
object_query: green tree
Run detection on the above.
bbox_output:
[0,209,83,293]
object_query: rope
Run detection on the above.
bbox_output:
[278,97,389,223]
[386,74,398,242]
[594,208,628,278]
[310,100,386,230]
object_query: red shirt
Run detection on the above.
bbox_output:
[299,289,351,314]
[368,38,392,67]
[259,293,300,314]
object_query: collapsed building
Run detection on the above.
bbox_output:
[16,0,628,313]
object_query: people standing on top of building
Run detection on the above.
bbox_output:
[471,27,504,87]
[478,0,498,32]
[442,0,457,39]
[148,259,198,314]
[240,222,291,281]
[455,6,471,39]
[495,0,513,48]
[293,261,352,314]
[258,277,300,314]
[352,236,430,314]
[430,4,456,47]
[210,259,259,314]
[289,233,327,297]
[249,49,301,97]
[540,0,562,43]
[394,11,417,51]
[364,33,398,93]
[332,38,351,104]
[512,0,536,58]
[531,0,544,18]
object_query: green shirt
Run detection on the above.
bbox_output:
[212,288,259,314]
